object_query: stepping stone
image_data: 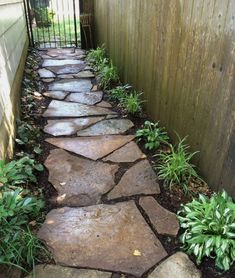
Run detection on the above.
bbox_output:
[45,149,119,206]
[26,265,112,278]
[43,91,69,100]
[44,117,104,136]
[65,91,103,105]
[42,78,54,83]
[148,252,201,278]
[139,196,179,236]
[38,68,56,78]
[107,160,160,200]
[49,79,92,92]
[103,141,146,163]
[96,101,112,108]
[58,74,74,79]
[38,201,167,277]
[42,59,84,67]
[46,64,86,75]
[73,71,95,78]
[43,100,116,118]
[46,135,135,160]
[47,48,75,56]
[77,119,134,136]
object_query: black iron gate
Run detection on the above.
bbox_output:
[23,0,81,48]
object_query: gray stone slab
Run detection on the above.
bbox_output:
[38,201,167,277]
[45,149,119,206]
[103,141,146,163]
[44,117,104,136]
[42,78,54,83]
[43,100,116,118]
[58,74,74,79]
[43,91,69,100]
[73,71,95,78]
[139,196,179,236]
[96,101,112,108]
[77,119,134,136]
[49,79,92,92]
[65,91,103,105]
[46,48,75,56]
[46,135,135,160]
[38,68,56,78]
[42,59,84,67]
[107,160,160,200]
[26,265,112,278]
[46,64,86,75]
[148,252,201,278]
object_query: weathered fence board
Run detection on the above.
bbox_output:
[94,0,235,197]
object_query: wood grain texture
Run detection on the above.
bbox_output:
[94,0,235,197]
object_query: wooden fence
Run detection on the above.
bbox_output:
[93,0,235,197]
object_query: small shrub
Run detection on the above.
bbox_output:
[136,121,169,150]
[98,61,119,89]
[86,45,106,68]
[122,90,143,114]
[155,137,199,192]
[178,191,235,271]
[107,84,131,102]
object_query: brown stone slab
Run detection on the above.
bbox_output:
[65,91,103,105]
[73,71,95,78]
[43,91,69,100]
[46,64,86,75]
[96,101,112,108]
[103,141,146,163]
[139,196,179,236]
[107,160,160,200]
[49,79,92,92]
[38,201,167,277]
[45,149,119,206]
[45,135,135,160]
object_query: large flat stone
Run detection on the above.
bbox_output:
[77,119,134,136]
[139,196,179,236]
[73,71,95,78]
[43,91,69,100]
[26,265,112,278]
[45,149,119,206]
[148,252,201,278]
[46,135,135,160]
[107,160,160,200]
[38,201,167,277]
[43,100,116,118]
[38,68,56,78]
[103,141,146,163]
[46,48,75,56]
[43,59,84,67]
[96,101,112,108]
[44,117,104,136]
[46,64,86,75]
[49,79,92,92]
[65,91,103,105]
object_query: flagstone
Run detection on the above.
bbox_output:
[96,101,112,108]
[77,119,134,136]
[73,71,95,78]
[43,59,84,67]
[46,64,86,75]
[103,141,146,163]
[58,74,74,79]
[48,79,92,92]
[45,149,118,206]
[65,91,103,105]
[46,48,75,56]
[38,201,167,277]
[107,160,160,200]
[42,78,54,83]
[44,117,104,136]
[38,68,56,78]
[43,91,69,100]
[43,100,115,118]
[46,135,135,160]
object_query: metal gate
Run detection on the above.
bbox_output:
[23,0,80,48]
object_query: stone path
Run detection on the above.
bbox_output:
[30,48,201,278]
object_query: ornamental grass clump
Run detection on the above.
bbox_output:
[178,191,235,271]
[121,90,143,115]
[86,45,106,69]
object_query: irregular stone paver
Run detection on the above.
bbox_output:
[45,149,119,206]
[42,78,54,83]
[43,100,116,118]
[77,119,134,136]
[44,117,104,136]
[49,79,92,92]
[46,48,75,56]
[148,252,201,278]
[43,91,69,100]
[38,201,167,277]
[65,91,103,105]
[103,141,146,163]
[46,64,86,75]
[96,101,112,108]
[139,196,179,236]
[38,68,56,78]
[43,59,84,67]
[73,71,95,78]
[46,135,135,160]
[26,265,112,278]
[58,74,74,79]
[107,160,160,200]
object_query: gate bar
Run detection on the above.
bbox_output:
[73,0,78,47]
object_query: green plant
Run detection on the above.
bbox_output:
[121,90,143,114]
[0,156,43,188]
[86,45,106,68]
[107,84,131,102]
[136,121,169,150]
[98,61,119,89]
[34,8,55,28]
[155,137,199,192]
[178,191,235,271]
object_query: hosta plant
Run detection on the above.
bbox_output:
[155,137,199,193]
[136,121,169,150]
[122,90,143,115]
[107,84,131,102]
[178,191,235,271]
